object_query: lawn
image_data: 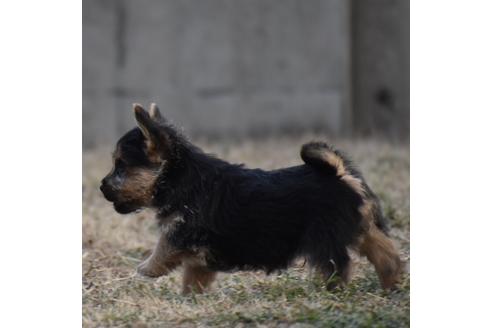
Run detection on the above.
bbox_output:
[83,135,410,327]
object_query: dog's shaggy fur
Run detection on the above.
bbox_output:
[100,104,402,294]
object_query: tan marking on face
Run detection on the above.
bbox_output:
[119,167,160,205]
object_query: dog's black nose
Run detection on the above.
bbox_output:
[100,178,111,196]
[100,177,117,202]
[100,177,107,192]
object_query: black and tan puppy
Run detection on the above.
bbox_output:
[100,103,401,294]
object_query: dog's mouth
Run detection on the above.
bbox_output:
[102,192,117,203]
[100,185,117,202]
[100,185,141,214]
[113,201,141,214]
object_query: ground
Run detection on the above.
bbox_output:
[83,135,410,328]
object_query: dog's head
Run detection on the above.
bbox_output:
[100,103,178,214]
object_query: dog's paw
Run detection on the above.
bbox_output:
[136,259,168,278]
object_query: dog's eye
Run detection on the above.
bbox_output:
[114,159,127,174]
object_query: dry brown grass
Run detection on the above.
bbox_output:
[83,135,409,327]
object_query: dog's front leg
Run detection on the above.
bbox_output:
[182,264,217,295]
[137,232,182,278]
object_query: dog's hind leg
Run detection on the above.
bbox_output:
[312,256,352,290]
[304,234,353,289]
[181,263,217,295]
[358,224,402,289]
[319,250,352,290]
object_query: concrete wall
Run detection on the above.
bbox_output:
[351,0,410,139]
[83,0,351,148]
[83,0,409,148]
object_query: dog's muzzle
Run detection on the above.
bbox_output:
[100,178,117,202]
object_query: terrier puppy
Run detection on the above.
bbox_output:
[100,103,401,294]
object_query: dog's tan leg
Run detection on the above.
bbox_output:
[358,225,402,289]
[137,232,183,278]
[181,264,216,295]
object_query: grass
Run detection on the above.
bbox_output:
[83,135,409,327]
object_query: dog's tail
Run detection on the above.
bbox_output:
[300,141,402,289]
[300,142,355,178]
[301,142,387,231]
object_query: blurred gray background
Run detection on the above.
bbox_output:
[83,0,409,149]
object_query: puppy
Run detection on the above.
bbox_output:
[100,103,401,294]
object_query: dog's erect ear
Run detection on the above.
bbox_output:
[133,103,172,160]
[149,103,163,121]
[134,103,158,141]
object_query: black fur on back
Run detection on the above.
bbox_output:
[143,128,376,276]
